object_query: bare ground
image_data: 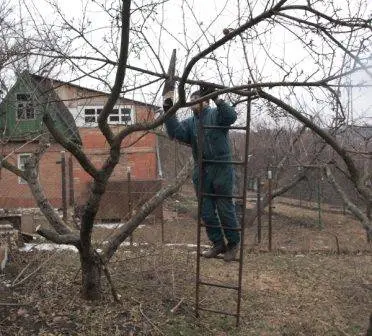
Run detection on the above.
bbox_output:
[0,189,371,335]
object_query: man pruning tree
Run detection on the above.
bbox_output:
[163,87,240,262]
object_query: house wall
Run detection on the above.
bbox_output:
[52,83,157,127]
[0,128,158,210]
[0,76,161,218]
[0,143,66,208]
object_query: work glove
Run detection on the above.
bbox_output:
[200,85,218,102]
[163,97,173,112]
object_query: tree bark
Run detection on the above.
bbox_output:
[80,248,102,300]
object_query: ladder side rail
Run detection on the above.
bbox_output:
[195,113,205,318]
[236,87,252,327]
[195,91,253,326]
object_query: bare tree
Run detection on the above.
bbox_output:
[0,0,371,300]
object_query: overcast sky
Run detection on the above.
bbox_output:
[9,0,372,124]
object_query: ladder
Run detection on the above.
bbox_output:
[195,89,252,327]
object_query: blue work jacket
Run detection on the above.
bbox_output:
[165,100,237,176]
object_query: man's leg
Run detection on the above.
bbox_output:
[193,168,225,258]
[213,165,240,261]
[216,197,240,246]
[201,196,225,247]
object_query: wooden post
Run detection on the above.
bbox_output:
[68,155,75,207]
[257,177,262,244]
[61,151,67,221]
[127,167,133,245]
[174,141,178,179]
[268,170,272,251]
[161,215,165,244]
[317,169,323,229]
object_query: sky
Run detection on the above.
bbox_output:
[5,0,372,125]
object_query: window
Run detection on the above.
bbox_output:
[109,108,119,123]
[84,108,96,123]
[18,153,32,184]
[16,93,35,120]
[83,106,133,125]
[121,108,131,123]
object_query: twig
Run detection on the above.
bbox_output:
[102,264,120,303]
[12,251,59,287]
[94,249,120,303]
[0,302,30,306]
[170,298,184,314]
[11,262,31,287]
[139,303,165,336]
[72,266,81,283]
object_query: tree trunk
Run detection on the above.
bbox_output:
[80,249,102,300]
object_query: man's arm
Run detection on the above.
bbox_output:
[199,86,237,126]
[163,98,192,145]
[165,115,192,145]
[215,99,237,126]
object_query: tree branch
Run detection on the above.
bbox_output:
[177,0,288,103]
[325,165,371,241]
[36,225,80,245]
[42,113,99,180]
[98,1,131,145]
[258,89,372,203]
[103,157,193,262]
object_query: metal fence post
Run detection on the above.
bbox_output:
[268,169,272,251]
[61,151,67,221]
[127,167,133,245]
[68,155,75,207]
[257,177,262,244]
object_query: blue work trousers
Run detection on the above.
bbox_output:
[193,164,240,246]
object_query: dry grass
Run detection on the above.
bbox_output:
[0,191,371,335]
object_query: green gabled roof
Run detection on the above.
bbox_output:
[0,71,82,145]
[29,73,82,146]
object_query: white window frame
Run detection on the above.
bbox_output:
[18,153,32,184]
[16,93,35,121]
[120,107,133,124]
[83,106,135,125]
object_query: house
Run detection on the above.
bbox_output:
[0,71,162,221]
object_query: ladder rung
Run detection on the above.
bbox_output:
[198,307,238,317]
[202,159,245,165]
[200,223,242,231]
[202,192,244,199]
[203,125,247,130]
[198,280,239,290]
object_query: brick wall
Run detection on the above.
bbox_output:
[0,143,66,208]
[0,126,158,210]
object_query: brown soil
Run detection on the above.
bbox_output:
[0,188,371,335]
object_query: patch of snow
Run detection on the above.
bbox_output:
[119,242,148,247]
[95,223,124,229]
[95,223,146,229]
[165,243,209,249]
[19,243,78,253]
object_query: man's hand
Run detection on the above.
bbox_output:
[163,97,173,112]
[200,85,218,102]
